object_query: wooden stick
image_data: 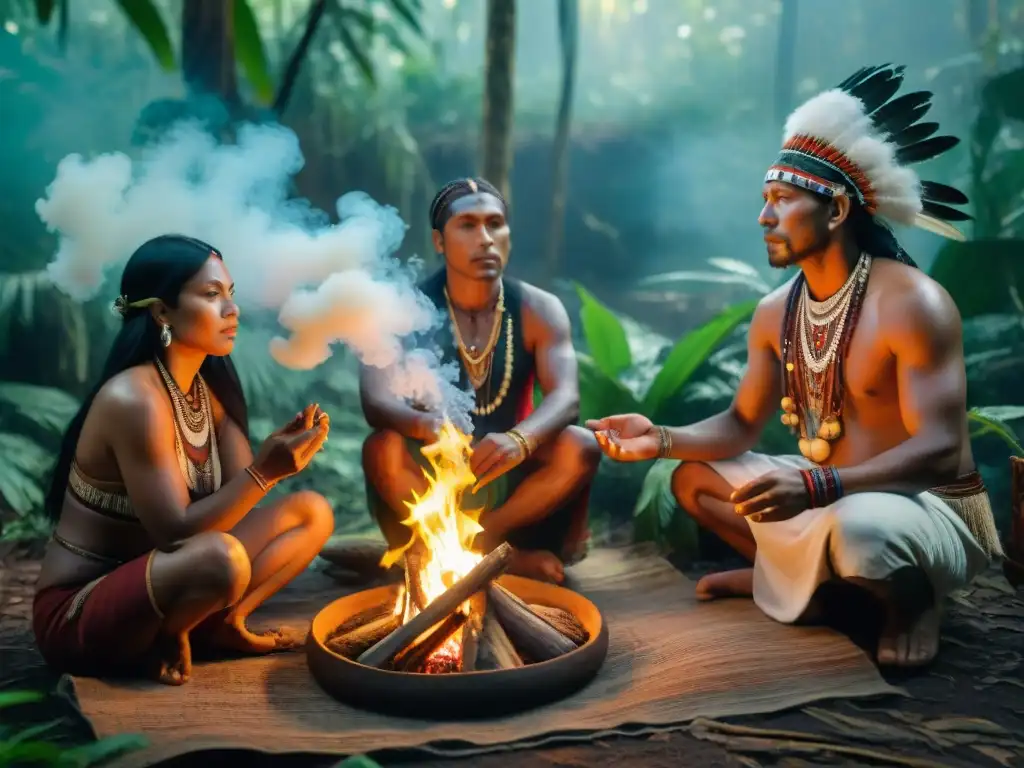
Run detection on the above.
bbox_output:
[325,614,401,659]
[458,591,487,672]
[529,604,589,646]
[487,583,578,661]
[404,541,430,612]
[392,610,466,672]
[356,542,514,668]
[327,599,397,639]
[476,603,524,670]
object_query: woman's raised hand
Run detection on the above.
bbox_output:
[253,404,331,483]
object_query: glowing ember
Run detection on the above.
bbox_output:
[378,419,486,670]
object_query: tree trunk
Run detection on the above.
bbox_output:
[773,0,797,125]
[181,0,240,112]
[480,0,517,200]
[543,0,579,288]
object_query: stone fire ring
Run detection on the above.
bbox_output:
[307,573,610,720]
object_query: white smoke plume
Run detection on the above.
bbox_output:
[34,120,474,430]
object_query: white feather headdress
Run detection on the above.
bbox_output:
[765,65,970,249]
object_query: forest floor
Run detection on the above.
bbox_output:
[3,538,1024,768]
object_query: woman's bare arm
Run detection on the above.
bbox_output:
[210,397,256,482]
[102,381,267,550]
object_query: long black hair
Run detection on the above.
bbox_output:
[45,234,250,520]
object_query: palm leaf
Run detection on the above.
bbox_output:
[968,406,1024,455]
[0,382,80,433]
[574,282,632,378]
[331,10,376,85]
[0,432,55,515]
[233,0,275,104]
[384,0,424,36]
[112,0,175,71]
[642,300,758,420]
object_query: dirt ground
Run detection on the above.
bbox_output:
[3,540,1024,768]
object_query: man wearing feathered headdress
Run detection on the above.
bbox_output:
[588,65,1001,668]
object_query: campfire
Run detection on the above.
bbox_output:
[324,420,589,674]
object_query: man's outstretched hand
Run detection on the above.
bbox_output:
[585,414,660,462]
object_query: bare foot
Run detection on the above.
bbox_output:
[509,549,565,584]
[877,603,942,669]
[150,631,191,686]
[695,568,754,601]
[208,618,308,655]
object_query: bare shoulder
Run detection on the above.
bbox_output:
[91,366,172,429]
[748,276,796,343]
[871,259,961,341]
[519,281,572,336]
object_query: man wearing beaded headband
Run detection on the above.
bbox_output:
[360,177,600,584]
[589,65,998,668]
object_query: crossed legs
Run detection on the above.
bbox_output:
[671,461,941,668]
[144,490,334,683]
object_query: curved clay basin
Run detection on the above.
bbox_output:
[307,573,609,719]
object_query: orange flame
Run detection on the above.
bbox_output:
[380,420,485,615]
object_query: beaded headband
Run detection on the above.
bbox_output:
[428,177,507,231]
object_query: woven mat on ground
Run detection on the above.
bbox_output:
[70,546,900,767]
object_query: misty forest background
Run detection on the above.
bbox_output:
[2,0,1024,563]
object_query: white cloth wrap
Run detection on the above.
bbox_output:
[703,452,991,624]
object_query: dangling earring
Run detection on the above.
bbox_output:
[160,323,172,348]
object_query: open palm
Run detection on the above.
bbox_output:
[585,414,660,462]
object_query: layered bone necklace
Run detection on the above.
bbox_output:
[779,253,871,463]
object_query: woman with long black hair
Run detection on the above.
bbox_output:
[33,234,335,685]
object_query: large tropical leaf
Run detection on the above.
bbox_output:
[112,0,175,71]
[642,300,758,420]
[968,406,1024,455]
[0,382,79,433]
[60,733,150,767]
[0,431,53,515]
[0,691,43,709]
[233,0,275,104]
[574,283,632,379]
[929,239,1024,318]
[576,353,640,424]
[331,756,384,768]
[633,460,675,537]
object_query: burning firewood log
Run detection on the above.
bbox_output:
[356,542,514,668]
[404,539,431,612]
[458,591,487,672]
[326,613,402,659]
[529,604,589,646]
[392,610,467,672]
[476,603,524,670]
[487,583,579,661]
